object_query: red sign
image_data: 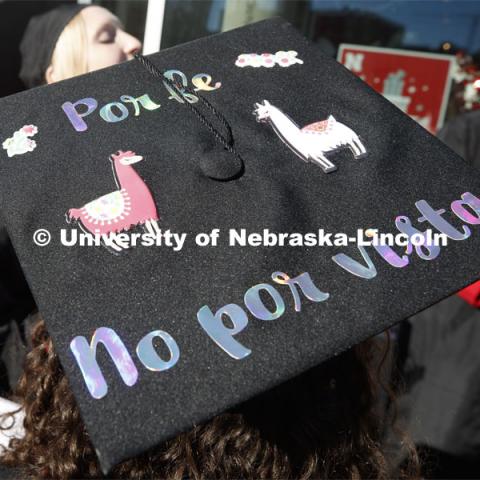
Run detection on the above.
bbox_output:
[338,44,455,134]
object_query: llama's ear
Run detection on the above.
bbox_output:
[328,115,336,122]
[263,100,271,106]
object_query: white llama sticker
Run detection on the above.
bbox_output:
[2,125,38,158]
[253,100,367,173]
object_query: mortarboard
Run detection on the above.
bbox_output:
[0,18,480,473]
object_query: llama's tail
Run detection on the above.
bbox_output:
[66,208,81,223]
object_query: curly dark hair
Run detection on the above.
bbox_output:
[0,317,419,479]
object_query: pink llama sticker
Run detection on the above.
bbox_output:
[235,51,303,68]
[253,100,367,173]
[2,125,38,157]
[66,150,160,253]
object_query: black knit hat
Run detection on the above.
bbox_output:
[19,4,86,88]
[1,18,480,474]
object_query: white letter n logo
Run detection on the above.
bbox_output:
[344,52,364,72]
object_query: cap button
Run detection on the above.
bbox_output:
[199,146,244,181]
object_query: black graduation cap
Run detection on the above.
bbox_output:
[0,18,480,473]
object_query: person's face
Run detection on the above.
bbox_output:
[81,6,142,72]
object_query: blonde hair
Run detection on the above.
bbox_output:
[47,11,88,83]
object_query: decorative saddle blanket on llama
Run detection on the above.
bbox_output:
[80,189,131,227]
[302,119,332,133]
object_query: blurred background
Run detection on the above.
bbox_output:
[1,0,480,125]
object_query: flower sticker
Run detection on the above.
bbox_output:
[235,51,303,68]
[2,125,38,157]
